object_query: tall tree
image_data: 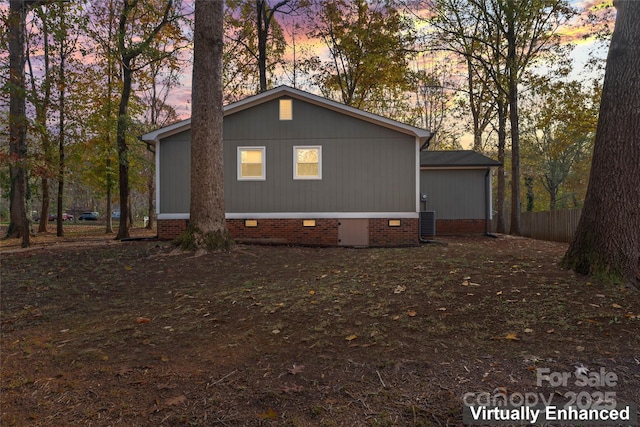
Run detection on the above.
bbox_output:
[114,0,182,240]
[225,0,298,96]
[562,0,640,286]
[25,6,55,233]
[179,0,233,251]
[309,0,416,112]
[6,0,31,247]
[428,0,574,234]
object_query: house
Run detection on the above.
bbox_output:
[420,150,501,236]
[141,86,500,246]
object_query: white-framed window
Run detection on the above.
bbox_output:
[237,147,266,180]
[293,146,322,180]
[279,99,293,120]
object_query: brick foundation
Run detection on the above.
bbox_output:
[369,218,419,246]
[157,219,188,239]
[157,217,419,246]
[227,218,339,246]
[435,219,487,235]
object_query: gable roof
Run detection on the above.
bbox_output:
[141,85,431,144]
[420,150,501,168]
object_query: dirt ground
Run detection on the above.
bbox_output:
[1,227,639,426]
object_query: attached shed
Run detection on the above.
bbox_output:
[142,86,431,246]
[420,150,501,235]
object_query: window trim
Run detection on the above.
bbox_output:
[293,145,322,180]
[237,146,266,181]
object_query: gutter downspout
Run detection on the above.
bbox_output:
[485,168,497,238]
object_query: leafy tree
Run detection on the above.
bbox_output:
[426,0,497,152]
[113,0,185,239]
[308,0,416,112]
[427,0,507,231]
[427,0,575,234]
[25,6,55,233]
[226,0,303,94]
[86,0,120,233]
[51,1,89,237]
[520,79,598,211]
[562,0,640,287]
[178,0,233,251]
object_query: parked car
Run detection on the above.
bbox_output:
[78,212,98,221]
[112,211,120,219]
[48,213,73,221]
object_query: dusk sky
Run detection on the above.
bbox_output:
[165,0,615,119]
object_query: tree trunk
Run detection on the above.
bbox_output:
[116,61,133,240]
[180,0,233,251]
[507,16,521,236]
[496,96,507,234]
[56,51,66,237]
[146,150,154,229]
[562,0,640,286]
[525,176,534,212]
[106,159,114,233]
[39,178,50,233]
[7,0,30,247]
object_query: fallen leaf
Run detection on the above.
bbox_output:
[288,364,305,375]
[496,291,503,296]
[408,310,417,317]
[436,307,446,311]
[612,303,622,309]
[524,328,533,333]
[345,334,358,341]
[258,409,278,420]
[116,366,133,376]
[392,315,400,321]
[282,383,304,393]
[163,395,186,406]
[546,329,555,334]
[308,290,315,295]
[505,333,520,341]
[136,317,151,324]
[394,285,406,294]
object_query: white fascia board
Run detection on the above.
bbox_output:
[158,212,419,220]
[141,118,192,144]
[415,137,421,214]
[227,212,419,219]
[421,166,492,170]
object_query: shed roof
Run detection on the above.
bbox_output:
[141,85,431,145]
[420,150,501,168]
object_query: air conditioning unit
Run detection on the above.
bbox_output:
[420,211,436,237]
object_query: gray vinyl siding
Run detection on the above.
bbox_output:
[158,133,191,213]
[158,96,417,214]
[420,169,487,219]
